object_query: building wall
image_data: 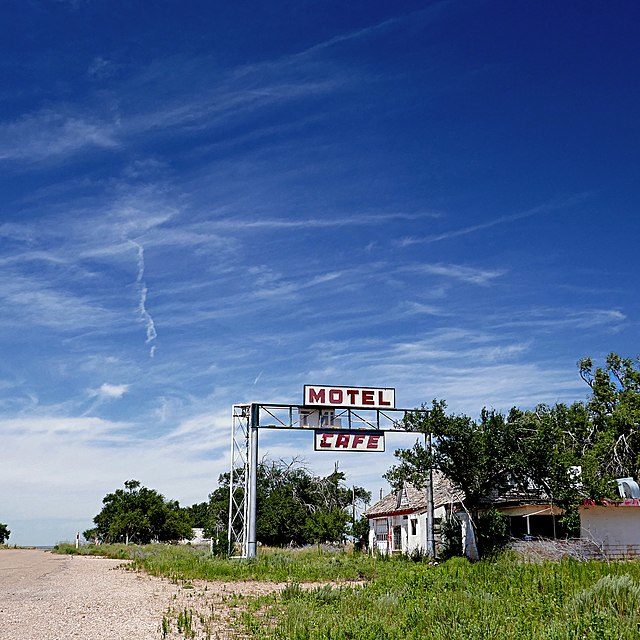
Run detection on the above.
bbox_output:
[580,506,640,558]
[368,505,448,555]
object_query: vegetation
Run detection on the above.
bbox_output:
[0,522,10,544]
[85,480,193,544]
[385,353,640,555]
[53,543,384,582]
[196,460,370,548]
[241,554,640,640]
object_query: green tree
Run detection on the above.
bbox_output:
[577,353,640,497]
[385,353,640,553]
[350,515,370,550]
[203,460,370,547]
[92,480,193,544]
[82,527,98,543]
[385,400,525,519]
[186,501,209,528]
[385,400,582,553]
[0,522,10,544]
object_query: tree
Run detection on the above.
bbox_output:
[0,523,10,544]
[350,515,370,550]
[384,400,584,553]
[186,501,209,528]
[82,527,98,543]
[91,480,193,544]
[202,459,370,547]
[385,400,527,520]
[577,353,640,497]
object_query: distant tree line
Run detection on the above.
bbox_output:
[85,353,638,554]
[85,464,369,549]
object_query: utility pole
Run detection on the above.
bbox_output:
[352,485,356,530]
[425,432,435,558]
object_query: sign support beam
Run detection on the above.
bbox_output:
[247,404,259,558]
[227,400,429,559]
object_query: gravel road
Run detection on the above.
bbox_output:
[0,549,271,640]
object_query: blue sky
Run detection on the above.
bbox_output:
[1,1,638,545]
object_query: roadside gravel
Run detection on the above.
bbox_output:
[0,549,278,640]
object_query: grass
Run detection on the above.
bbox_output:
[241,555,640,640]
[52,543,389,582]
[53,543,640,638]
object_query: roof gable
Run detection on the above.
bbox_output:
[365,472,463,518]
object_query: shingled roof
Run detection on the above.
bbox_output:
[365,472,464,518]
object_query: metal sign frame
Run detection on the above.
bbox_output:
[228,402,432,559]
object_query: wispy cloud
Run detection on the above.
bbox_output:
[0,272,122,331]
[397,195,591,246]
[0,109,118,163]
[129,241,157,357]
[399,263,505,285]
[490,308,626,331]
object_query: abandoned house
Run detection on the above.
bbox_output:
[365,474,562,557]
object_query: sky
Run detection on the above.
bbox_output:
[1,1,638,546]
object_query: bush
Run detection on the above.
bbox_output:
[439,516,463,560]
[476,509,509,558]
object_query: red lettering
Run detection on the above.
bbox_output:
[352,434,365,447]
[319,433,334,448]
[346,389,358,404]
[378,390,391,406]
[329,389,344,404]
[335,434,350,448]
[362,390,374,405]
[367,435,381,449]
[308,388,325,404]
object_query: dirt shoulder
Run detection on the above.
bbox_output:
[0,549,280,640]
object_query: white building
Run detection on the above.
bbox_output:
[580,499,640,558]
[365,474,464,556]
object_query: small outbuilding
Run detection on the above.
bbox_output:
[580,499,640,558]
[364,473,465,556]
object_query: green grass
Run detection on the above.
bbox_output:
[52,543,390,582]
[241,555,640,640]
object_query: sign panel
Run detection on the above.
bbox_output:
[314,430,385,452]
[304,385,395,410]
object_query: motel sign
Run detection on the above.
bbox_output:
[304,385,396,410]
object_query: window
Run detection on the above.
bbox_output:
[410,519,417,536]
[374,519,388,542]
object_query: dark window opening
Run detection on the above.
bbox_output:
[509,515,559,539]
[393,525,402,550]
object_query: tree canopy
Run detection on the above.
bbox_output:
[0,522,10,544]
[201,460,370,548]
[87,480,193,544]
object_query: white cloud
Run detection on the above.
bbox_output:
[95,383,130,399]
